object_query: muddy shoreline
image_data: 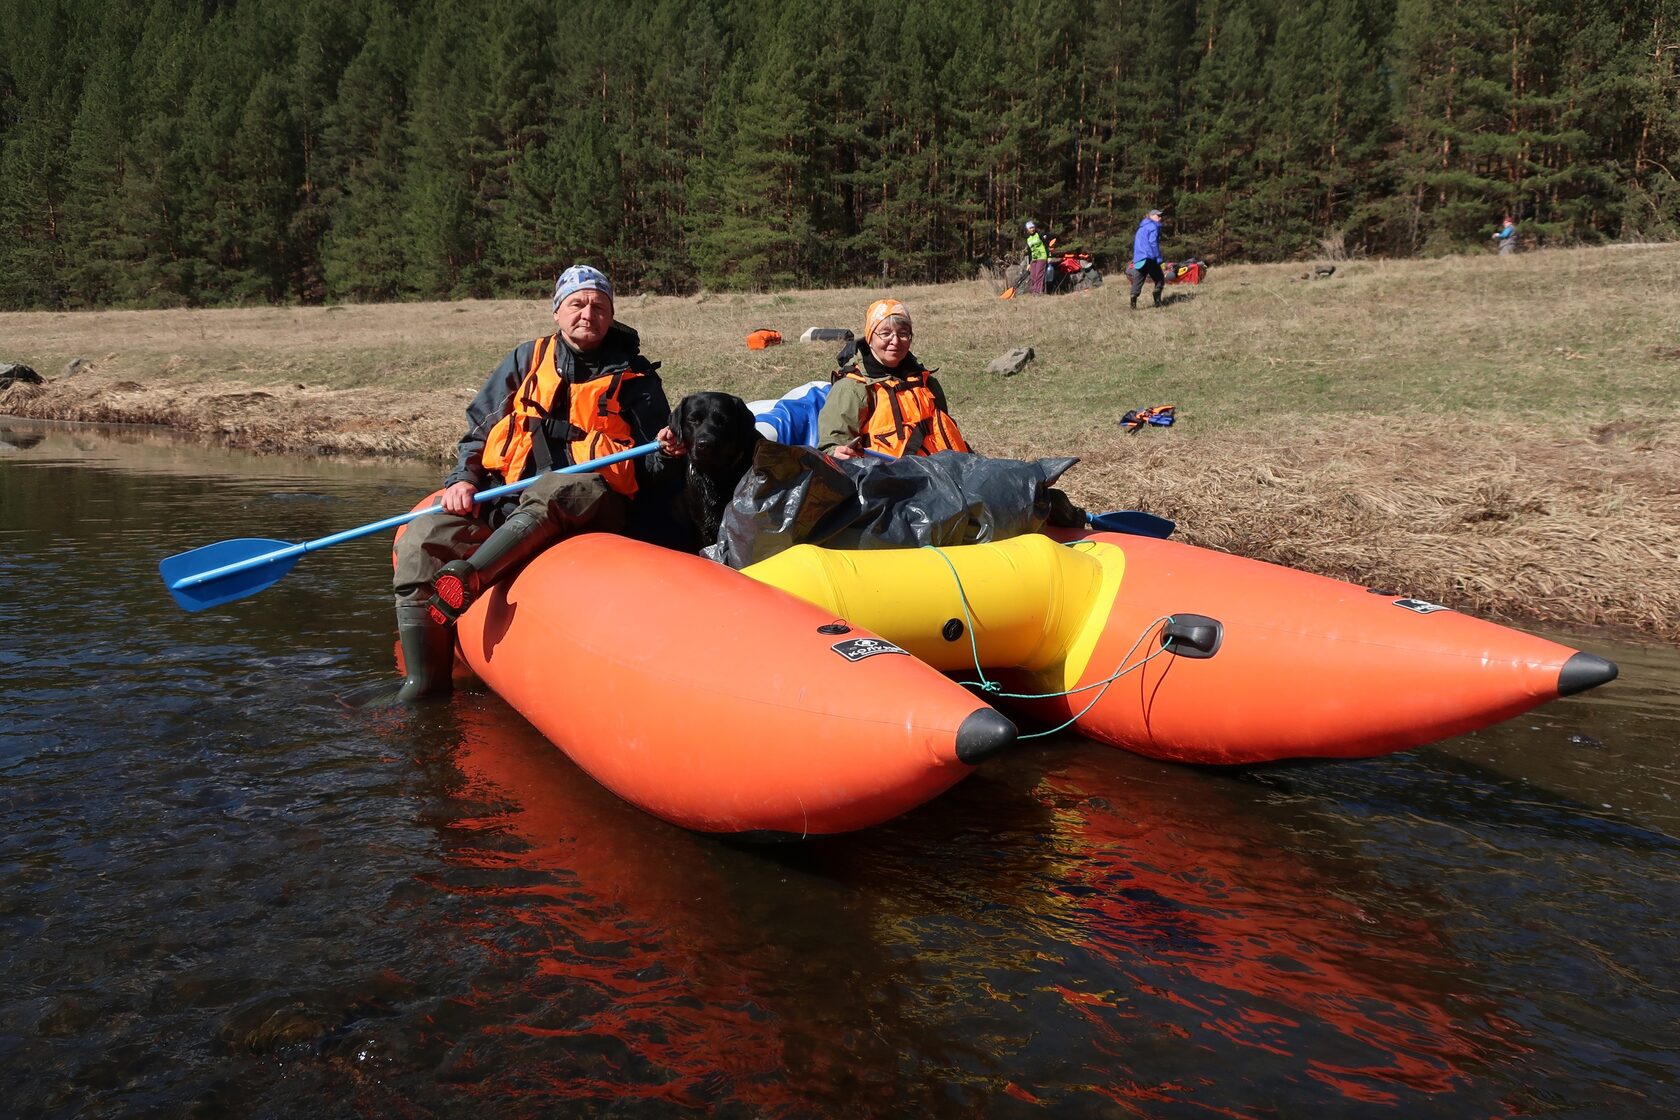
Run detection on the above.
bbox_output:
[4,368,1674,643]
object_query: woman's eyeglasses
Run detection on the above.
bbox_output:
[873,329,912,343]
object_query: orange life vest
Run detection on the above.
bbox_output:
[836,367,970,457]
[480,335,647,497]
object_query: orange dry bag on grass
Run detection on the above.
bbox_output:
[746,328,783,350]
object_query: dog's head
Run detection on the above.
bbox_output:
[671,392,760,476]
[668,392,763,549]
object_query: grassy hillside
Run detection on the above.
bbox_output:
[3,243,1677,637]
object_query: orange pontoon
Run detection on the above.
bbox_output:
[740,531,1617,767]
[410,521,1615,835]
[447,533,1015,838]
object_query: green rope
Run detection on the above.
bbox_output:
[926,545,999,693]
[926,545,1177,740]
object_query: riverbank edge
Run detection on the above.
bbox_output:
[3,370,1674,645]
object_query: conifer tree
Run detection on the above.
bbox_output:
[621,0,725,291]
[991,0,1082,247]
[480,0,559,291]
[686,14,818,290]
[1069,0,1143,262]
[402,0,494,298]
[286,0,363,301]
[56,10,140,305]
[937,2,1012,268]
[224,71,299,302]
[1317,0,1393,254]
[319,4,411,302]
[1178,0,1268,258]
[1090,0,1196,262]
[1387,0,1510,252]
[0,0,85,308]
[1256,0,1330,256]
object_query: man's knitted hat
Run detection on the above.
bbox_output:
[552,264,614,312]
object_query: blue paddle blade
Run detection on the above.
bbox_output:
[1087,510,1176,539]
[159,538,303,612]
[157,441,660,613]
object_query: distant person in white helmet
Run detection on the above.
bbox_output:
[1025,220,1050,295]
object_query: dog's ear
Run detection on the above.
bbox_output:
[669,396,692,440]
[730,395,756,432]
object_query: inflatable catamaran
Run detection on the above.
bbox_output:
[445,525,1616,838]
[162,383,1615,839]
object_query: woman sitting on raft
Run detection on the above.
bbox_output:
[816,298,971,460]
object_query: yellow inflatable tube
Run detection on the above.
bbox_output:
[741,536,1127,695]
[742,532,1621,767]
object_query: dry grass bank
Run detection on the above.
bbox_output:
[3,243,1677,638]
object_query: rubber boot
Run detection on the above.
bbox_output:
[396,601,455,701]
[427,511,561,625]
[1129,294,1138,310]
[1152,291,1163,308]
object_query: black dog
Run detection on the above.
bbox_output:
[669,391,762,550]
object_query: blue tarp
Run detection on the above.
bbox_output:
[748,380,831,446]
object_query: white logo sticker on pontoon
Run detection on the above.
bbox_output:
[1394,598,1451,614]
[831,638,909,661]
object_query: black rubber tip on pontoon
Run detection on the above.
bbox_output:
[955,708,1017,765]
[1558,651,1618,697]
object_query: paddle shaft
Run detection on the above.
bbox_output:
[167,441,659,591]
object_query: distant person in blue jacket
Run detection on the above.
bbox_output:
[1492,215,1518,256]
[1129,208,1166,309]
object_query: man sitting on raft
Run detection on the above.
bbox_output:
[817,298,971,460]
[392,264,683,700]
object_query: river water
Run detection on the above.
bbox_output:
[2,418,1677,1119]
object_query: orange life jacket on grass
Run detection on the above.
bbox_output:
[480,335,648,497]
[836,367,970,458]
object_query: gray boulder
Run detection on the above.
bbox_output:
[986,347,1035,376]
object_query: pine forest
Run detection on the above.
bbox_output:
[1,0,1677,309]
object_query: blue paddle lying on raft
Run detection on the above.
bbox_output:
[854,447,1175,539]
[159,441,661,613]
[1085,509,1175,538]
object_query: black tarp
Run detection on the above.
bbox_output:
[703,442,1078,568]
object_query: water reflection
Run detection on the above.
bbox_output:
[416,725,1520,1116]
[1037,753,1495,1108]
[419,698,886,1115]
[0,422,46,450]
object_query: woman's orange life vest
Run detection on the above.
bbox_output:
[480,335,646,497]
[836,367,970,457]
